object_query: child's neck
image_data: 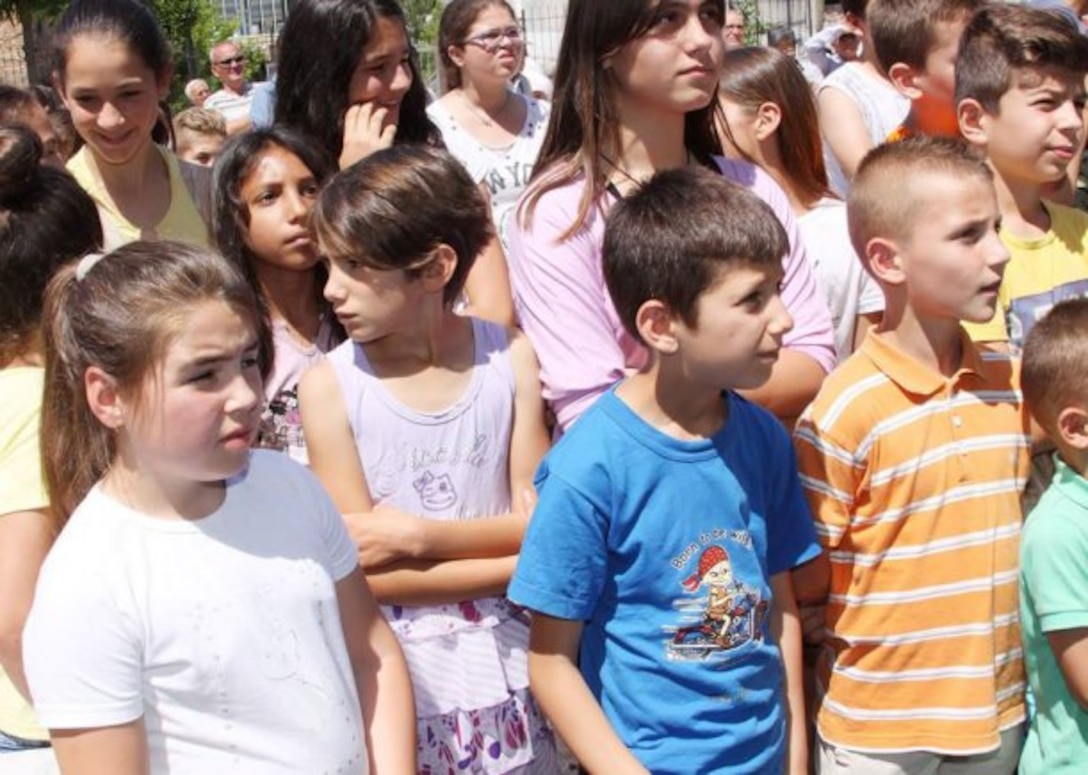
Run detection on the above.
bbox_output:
[105,446,227,520]
[458,76,510,113]
[617,364,726,441]
[606,104,690,183]
[363,305,468,371]
[257,264,321,343]
[988,162,1051,238]
[880,301,964,377]
[1057,445,1088,479]
[85,139,162,196]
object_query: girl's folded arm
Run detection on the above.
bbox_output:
[365,556,519,606]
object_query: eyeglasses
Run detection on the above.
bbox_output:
[463,26,523,52]
[215,55,246,67]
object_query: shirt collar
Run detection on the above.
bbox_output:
[1051,454,1088,509]
[860,327,985,397]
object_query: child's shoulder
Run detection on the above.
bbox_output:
[1046,200,1088,246]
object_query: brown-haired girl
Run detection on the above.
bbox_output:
[429,0,550,250]
[0,125,100,759]
[718,46,884,357]
[507,0,836,432]
[23,241,415,774]
[53,0,210,248]
[300,144,557,773]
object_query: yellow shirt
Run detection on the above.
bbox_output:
[0,368,48,741]
[67,145,210,250]
[964,202,1088,351]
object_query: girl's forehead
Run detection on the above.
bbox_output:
[63,33,156,79]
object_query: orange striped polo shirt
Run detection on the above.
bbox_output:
[794,329,1030,755]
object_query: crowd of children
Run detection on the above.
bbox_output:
[2,0,1088,772]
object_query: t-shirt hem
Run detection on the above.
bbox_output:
[34,704,142,730]
[507,580,592,621]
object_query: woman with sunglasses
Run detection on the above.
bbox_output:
[430,0,550,249]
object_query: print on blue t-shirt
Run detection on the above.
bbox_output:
[668,535,770,661]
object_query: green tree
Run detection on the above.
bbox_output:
[400,0,441,86]
[151,0,236,109]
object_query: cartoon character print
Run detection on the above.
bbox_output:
[414,470,458,511]
[668,544,767,661]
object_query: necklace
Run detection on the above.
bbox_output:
[459,89,513,128]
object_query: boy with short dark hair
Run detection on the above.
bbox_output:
[1018,298,1088,775]
[956,4,1088,351]
[794,137,1030,774]
[868,0,983,140]
[509,166,821,774]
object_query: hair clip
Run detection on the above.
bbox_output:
[75,251,107,282]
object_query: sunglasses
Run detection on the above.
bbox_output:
[215,55,246,67]
[463,26,523,53]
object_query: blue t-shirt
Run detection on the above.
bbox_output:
[509,388,820,775]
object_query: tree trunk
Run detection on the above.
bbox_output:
[17,1,47,86]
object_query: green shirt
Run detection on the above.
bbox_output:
[1020,455,1088,774]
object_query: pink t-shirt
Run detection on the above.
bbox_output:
[507,157,836,430]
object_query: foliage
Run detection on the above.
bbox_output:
[400,0,442,85]
[150,0,237,110]
[732,0,767,43]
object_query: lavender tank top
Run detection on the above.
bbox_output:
[325,318,517,641]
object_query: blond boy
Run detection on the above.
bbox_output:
[172,108,227,168]
[794,137,1030,774]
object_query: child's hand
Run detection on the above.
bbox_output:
[339,103,397,169]
[344,506,424,569]
[800,602,827,645]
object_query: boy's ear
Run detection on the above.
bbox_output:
[1056,406,1088,450]
[635,299,680,355]
[85,366,126,430]
[754,102,782,140]
[864,237,905,286]
[887,62,921,100]
[957,98,988,145]
[420,243,458,294]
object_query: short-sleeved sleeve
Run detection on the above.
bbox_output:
[270,450,359,582]
[793,414,859,550]
[507,189,630,430]
[765,426,822,575]
[1023,504,1088,634]
[508,470,610,621]
[23,546,144,729]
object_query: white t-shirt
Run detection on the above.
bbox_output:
[205,83,257,125]
[798,198,885,359]
[23,451,367,775]
[818,64,909,195]
[427,93,549,248]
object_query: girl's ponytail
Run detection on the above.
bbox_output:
[41,261,112,522]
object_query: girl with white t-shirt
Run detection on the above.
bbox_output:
[212,127,342,464]
[24,241,415,775]
[429,0,550,249]
[718,46,884,358]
